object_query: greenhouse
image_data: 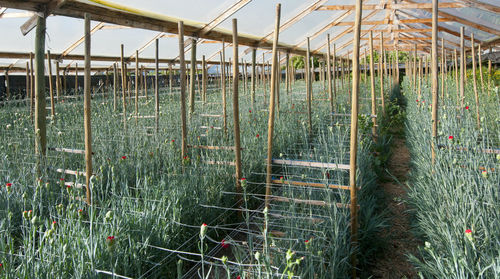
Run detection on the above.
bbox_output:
[0,0,498,278]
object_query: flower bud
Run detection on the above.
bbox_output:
[200,223,208,239]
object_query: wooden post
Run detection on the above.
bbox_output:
[286,52,290,95]
[396,49,399,82]
[155,39,159,132]
[478,44,484,94]
[63,68,67,96]
[4,70,9,100]
[202,55,207,103]
[222,40,227,134]
[418,57,422,100]
[120,44,127,128]
[74,63,78,95]
[333,44,337,106]
[232,18,243,201]
[189,38,197,115]
[113,63,117,111]
[369,31,377,139]
[135,50,139,122]
[431,0,439,165]
[56,61,61,102]
[47,51,54,117]
[144,66,148,98]
[168,63,173,95]
[306,38,312,135]
[488,60,492,96]
[83,13,92,205]
[441,38,445,100]
[251,48,256,105]
[30,53,34,120]
[454,49,459,103]
[413,44,417,92]
[471,33,480,129]
[179,22,187,161]
[460,27,465,108]
[327,34,334,115]
[349,0,362,276]
[379,34,385,115]
[263,53,267,102]
[265,4,281,208]
[34,15,47,163]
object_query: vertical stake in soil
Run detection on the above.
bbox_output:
[34,14,47,164]
[221,40,227,134]
[83,13,92,205]
[379,33,385,115]
[327,34,334,115]
[349,0,362,276]
[113,63,117,111]
[56,61,61,102]
[265,4,281,208]
[121,44,127,129]
[471,33,480,129]
[189,38,197,115]
[251,48,256,106]
[47,51,54,118]
[306,38,312,135]
[4,70,9,100]
[369,31,377,139]
[202,55,207,103]
[431,0,439,165]
[155,39,159,133]
[179,22,188,161]
[135,50,139,123]
[169,63,173,95]
[30,52,34,120]
[460,27,465,109]
[232,18,243,204]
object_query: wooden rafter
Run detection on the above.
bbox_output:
[316,2,465,11]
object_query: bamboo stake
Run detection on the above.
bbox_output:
[350,0,362,276]
[47,51,54,117]
[202,55,207,103]
[120,44,127,129]
[306,38,312,135]
[488,60,491,96]
[265,4,281,208]
[364,49,367,83]
[396,49,399,82]
[179,22,187,161]
[413,44,417,92]
[418,57,422,100]
[83,13,92,205]
[34,15,47,169]
[232,18,243,203]
[327,34,333,115]
[460,27,465,109]
[155,39,159,132]
[471,33,480,129]
[369,31,376,139]
[168,63,173,95]
[189,38,197,115]
[63,68,67,96]
[431,0,439,165]
[286,52,290,94]
[135,50,139,123]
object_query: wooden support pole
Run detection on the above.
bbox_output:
[4,71,9,100]
[47,51,54,117]
[113,63,117,111]
[265,4,281,208]
[168,63,173,95]
[454,49,459,103]
[471,33,480,129]
[369,31,377,139]
[418,57,422,100]
[222,40,227,134]
[74,63,78,95]
[120,44,127,128]
[488,60,491,96]
[441,38,445,100]
[396,49,399,82]
[83,13,92,205]
[251,48,256,105]
[379,33,385,115]
[306,38,312,135]
[286,52,290,94]
[202,55,207,103]
[349,0,362,276]
[135,50,139,122]
[413,44,417,92]
[155,39,159,132]
[478,44,484,94]
[30,53,34,120]
[25,62,29,102]
[232,18,243,201]
[431,0,439,165]
[189,38,197,115]
[179,22,188,161]
[333,44,337,106]
[34,15,47,164]
[327,34,334,115]
[460,27,465,108]
[55,61,60,102]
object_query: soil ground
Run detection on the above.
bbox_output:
[370,135,419,279]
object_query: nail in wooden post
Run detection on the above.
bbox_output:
[47,51,55,117]
[202,55,207,103]
[265,4,281,209]
[251,48,256,105]
[369,31,377,139]
[232,19,243,203]
[189,38,197,115]
[83,13,92,205]
[460,27,465,108]
[179,22,188,161]
[327,34,334,115]
[306,38,312,135]
[120,44,127,129]
[135,50,139,123]
[431,0,439,165]
[34,14,47,171]
[155,39,159,132]
[349,0,362,276]
[471,33,480,129]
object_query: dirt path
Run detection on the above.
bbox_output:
[371,136,419,279]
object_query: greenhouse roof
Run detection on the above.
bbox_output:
[0,0,498,73]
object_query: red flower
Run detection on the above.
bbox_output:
[221,239,229,248]
[78,209,83,213]
[241,178,246,181]
[66,185,71,189]
[465,229,472,234]
[107,236,115,241]
[60,178,65,181]
[249,110,252,113]
[236,276,241,279]
[106,235,116,248]
[171,139,175,142]
[448,136,454,140]
[465,106,469,110]
[305,239,309,243]
[53,221,57,224]
[416,99,419,102]
[5,183,12,187]
[256,134,260,138]
[121,156,127,160]
[184,156,188,160]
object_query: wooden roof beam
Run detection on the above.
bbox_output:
[317,2,465,11]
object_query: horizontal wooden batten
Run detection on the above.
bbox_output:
[271,159,350,170]
[271,195,355,209]
[271,179,351,190]
[64,182,85,189]
[202,160,236,166]
[199,126,222,130]
[55,168,88,176]
[199,114,223,118]
[48,147,93,155]
[317,2,464,11]
[188,145,240,151]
